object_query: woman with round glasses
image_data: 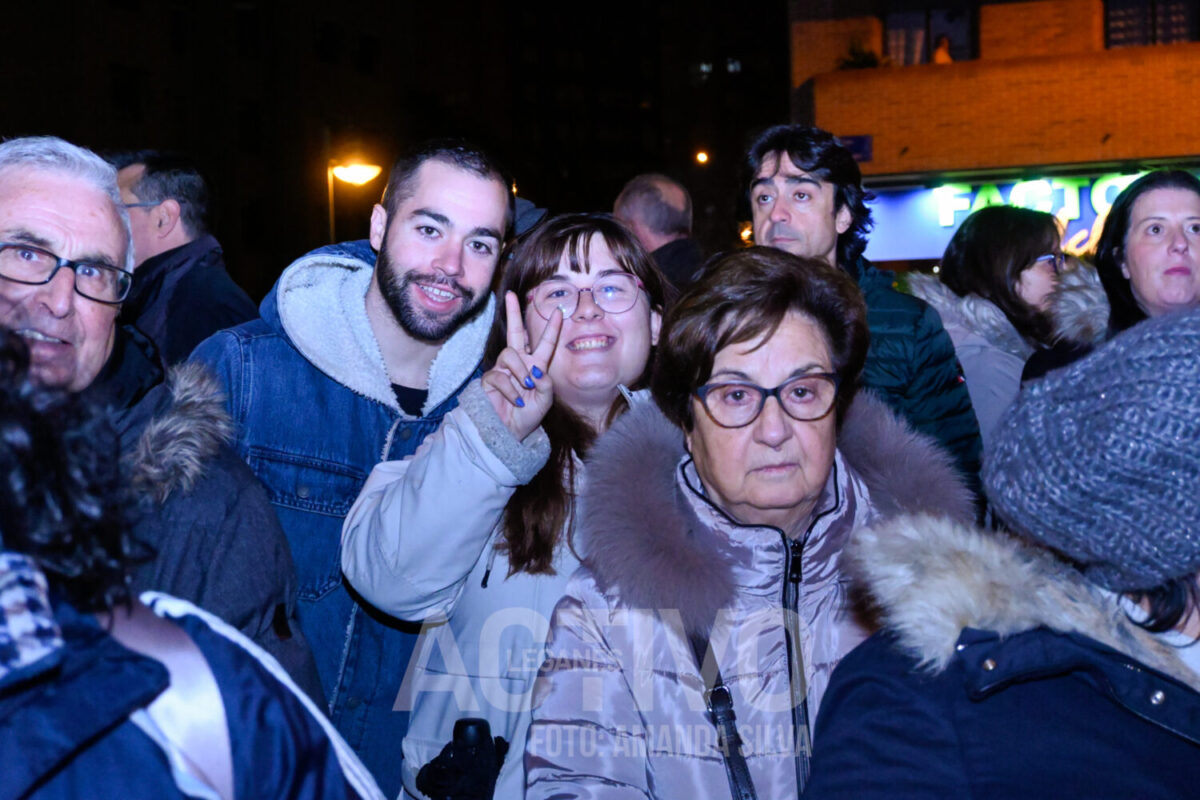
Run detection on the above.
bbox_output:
[525,247,974,799]
[1026,169,1200,380]
[908,205,1062,449]
[341,212,668,800]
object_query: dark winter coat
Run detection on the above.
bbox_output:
[803,513,1200,799]
[86,325,321,701]
[0,590,381,800]
[119,234,258,365]
[849,257,982,494]
[651,237,706,291]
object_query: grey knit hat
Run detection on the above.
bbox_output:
[984,309,1200,592]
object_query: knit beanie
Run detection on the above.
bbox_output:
[984,309,1200,592]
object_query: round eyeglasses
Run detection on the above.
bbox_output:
[526,272,645,320]
[0,242,132,304]
[694,373,840,428]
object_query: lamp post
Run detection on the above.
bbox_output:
[326,160,383,242]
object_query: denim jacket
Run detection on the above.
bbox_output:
[191,240,494,797]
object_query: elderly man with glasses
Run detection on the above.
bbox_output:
[0,135,321,701]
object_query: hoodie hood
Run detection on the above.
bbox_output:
[1048,261,1109,345]
[266,245,494,414]
[578,392,975,636]
[845,513,1200,693]
[907,272,1033,360]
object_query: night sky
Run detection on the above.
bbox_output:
[4,1,789,299]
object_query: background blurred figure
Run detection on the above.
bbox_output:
[804,310,1200,798]
[342,213,668,800]
[614,173,704,291]
[0,136,317,697]
[745,124,983,498]
[192,139,515,796]
[0,329,381,800]
[908,205,1061,449]
[1026,169,1200,380]
[526,247,973,799]
[112,151,257,364]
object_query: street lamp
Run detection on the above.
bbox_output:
[327,160,383,242]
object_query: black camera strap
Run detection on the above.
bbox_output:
[689,633,758,800]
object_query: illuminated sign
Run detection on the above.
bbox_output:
[863,172,1151,262]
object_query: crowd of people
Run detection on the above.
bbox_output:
[1,124,1198,799]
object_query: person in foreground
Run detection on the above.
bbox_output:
[525,247,974,799]
[341,213,668,799]
[0,330,382,800]
[803,309,1200,799]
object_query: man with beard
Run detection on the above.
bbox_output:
[191,140,515,797]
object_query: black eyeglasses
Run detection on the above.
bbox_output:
[694,373,840,428]
[0,242,132,304]
[1032,252,1066,274]
[122,201,160,210]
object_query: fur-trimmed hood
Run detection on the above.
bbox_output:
[267,245,494,415]
[119,362,234,505]
[907,272,1033,360]
[845,513,1200,693]
[1049,261,1109,345]
[577,392,975,635]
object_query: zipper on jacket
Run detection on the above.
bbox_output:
[782,536,812,794]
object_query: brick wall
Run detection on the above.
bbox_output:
[791,17,883,88]
[811,41,1200,177]
[980,0,1104,60]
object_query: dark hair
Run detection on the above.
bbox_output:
[939,205,1059,346]
[382,138,516,238]
[613,173,692,237]
[0,330,144,612]
[1095,169,1200,333]
[1128,575,1200,635]
[110,150,210,238]
[488,213,670,575]
[653,246,869,431]
[745,125,873,267]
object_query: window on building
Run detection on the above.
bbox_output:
[885,8,974,65]
[1106,0,1199,47]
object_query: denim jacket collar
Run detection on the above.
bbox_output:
[273,247,494,415]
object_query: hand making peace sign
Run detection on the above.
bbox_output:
[482,291,563,441]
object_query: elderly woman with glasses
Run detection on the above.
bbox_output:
[525,247,974,800]
[907,205,1063,450]
[341,213,669,800]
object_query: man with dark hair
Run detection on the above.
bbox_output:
[0,329,382,800]
[192,138,518,795]
[112,150,257,364]
[614,172,705,290]
[0,136,320,699]
[745,124,983,492]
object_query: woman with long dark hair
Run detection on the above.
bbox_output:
[341,213,668,799]
[908,205,1061,448]
[1025,169,1200,379]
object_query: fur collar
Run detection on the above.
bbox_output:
[845,513,1200,692]
[125,363,233,505]
[1050,262,1109,345]
[578,393,975,635]
[907,273,1033,360]
[273,250,494,413]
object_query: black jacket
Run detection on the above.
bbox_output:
[119,235,258,364]
[86,326,323,702]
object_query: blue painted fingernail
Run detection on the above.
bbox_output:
[516,396,525,407]
[531,366,544,379]
[523,376,535,389]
